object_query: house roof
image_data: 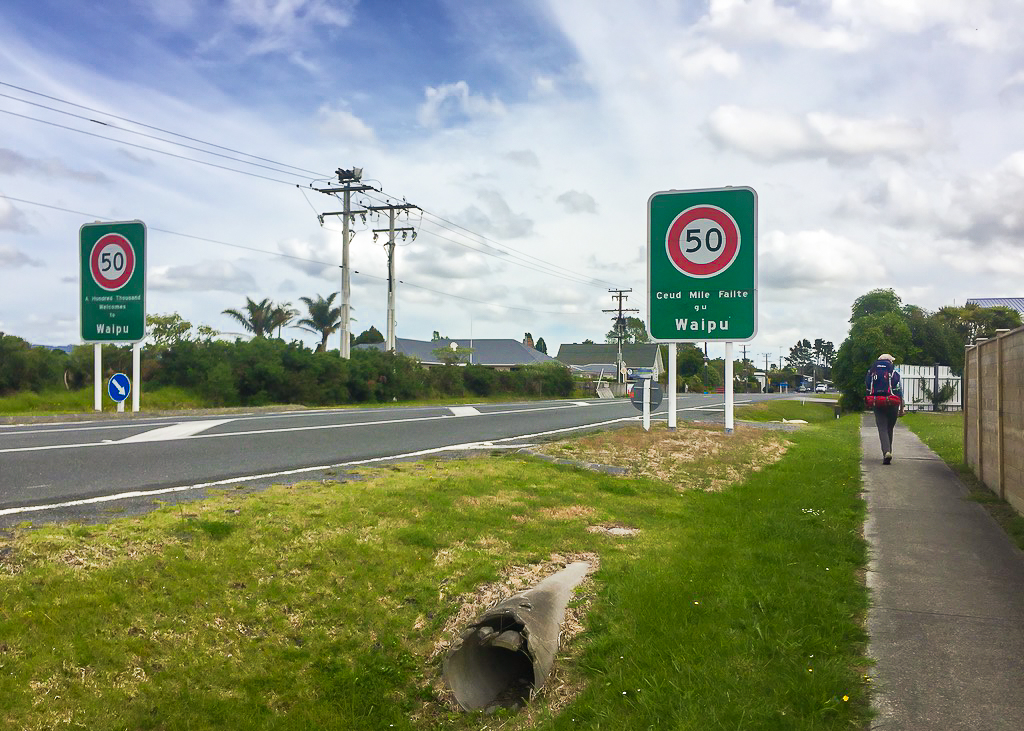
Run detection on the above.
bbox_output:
[355,337,554,366]
[554,343,662,368]
[967,298,1024,316]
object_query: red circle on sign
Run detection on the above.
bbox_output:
[665,205,740,278]
[89,234,136,291]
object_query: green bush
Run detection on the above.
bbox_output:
[0,334,71,395]
[463,365,498,396]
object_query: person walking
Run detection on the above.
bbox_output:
[865,353,904,465]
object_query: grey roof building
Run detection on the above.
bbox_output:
[966,298,1024,316]
[554,343,664,379]
[355,337,554,368]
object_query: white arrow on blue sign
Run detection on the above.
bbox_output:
[107,373,131,403]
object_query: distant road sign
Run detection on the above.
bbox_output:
[81,220,147,343]
[630,380,663,411]
[648,187,757,342]
[107,373,131,403]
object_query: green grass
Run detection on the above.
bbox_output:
[0,386,206,415]
[902,412,1024,550]
[0,416,870,730]
[737,398,840,424]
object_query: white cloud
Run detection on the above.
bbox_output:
[150,260,258,292]
[226,0,356,54]
[555,190,597,214]
[671,43,741,80]
[703,0,866,52]
[316,104,375,142]
[417,81,506,128]
[760,230,885,291]
[454,190,533,239]
[0,148,109,184]
[0,243,42,267]
[0,198,33,233]
[706,106,932,163]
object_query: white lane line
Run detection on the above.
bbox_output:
[0,415,644,518]
[572,402,590,406]
[448,406,481,417]
[0,420,182,436]
[0,401,625,455]
[118,420,234,443]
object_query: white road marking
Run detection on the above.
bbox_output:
[118,420,233,443]
[572,401,590,406]
[0,415,642,518]
[0,401,621,455]
[448,406,481,417]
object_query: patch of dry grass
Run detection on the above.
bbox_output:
[538,423,791,491]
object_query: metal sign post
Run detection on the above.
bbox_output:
[648,187,757,434]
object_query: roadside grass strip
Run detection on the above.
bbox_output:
[0,402,869,730]
[902,412,1024,550]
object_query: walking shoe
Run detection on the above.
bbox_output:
[883,452,892,465]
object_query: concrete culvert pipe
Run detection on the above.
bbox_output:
[443,561,591,712]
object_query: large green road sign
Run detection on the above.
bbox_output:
[647,187,757,341]
[80,220,147,343]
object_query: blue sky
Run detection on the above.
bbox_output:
[3,0,1024,363]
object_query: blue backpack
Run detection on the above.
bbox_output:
[865,360,901,408]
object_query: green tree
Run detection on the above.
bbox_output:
[786,339,814,374]
[222,297,276,338]
[534,337,547,354]
[850,288,902,322]
[146,313,193,348]
[605,316,650,344]
[270,302,299,338]
[431,343,474,365]
[295,293,342,353]
[353,326,385,346]
[431,330,449,342]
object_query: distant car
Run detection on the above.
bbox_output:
[796,385,809,392]
[815,383,827,393]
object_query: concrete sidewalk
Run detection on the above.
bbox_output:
[862,416,1024,730]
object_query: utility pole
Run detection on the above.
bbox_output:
[311,167,374,359]
[603,289,638,384]
[367,201,418,352]
[740,344,748,393]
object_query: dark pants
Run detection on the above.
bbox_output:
[874,405,899,455]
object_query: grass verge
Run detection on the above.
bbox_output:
[902,412,1024,550]
[0,407,870,730]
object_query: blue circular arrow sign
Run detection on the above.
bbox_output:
[107,373,131,403]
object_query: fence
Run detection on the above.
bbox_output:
[964,326,1024,515]
[899,364,962,412]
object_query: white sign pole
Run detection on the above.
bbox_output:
[668,344,677,430]
[132,342,141,412]
[725,342,734,434]
[643,378,651,431]
[93,344,102,412]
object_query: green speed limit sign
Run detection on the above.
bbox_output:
[80,220,147,343]
[647,187,757,341]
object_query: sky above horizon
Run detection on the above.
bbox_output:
[2,0,1023,364]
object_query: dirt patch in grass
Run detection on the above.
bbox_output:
[425,552,601,724]
[537,423,792,491]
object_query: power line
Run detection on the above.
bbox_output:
[2,80,627,291]
[0,81,328,178]
[0,107,301,187]
[0,193,599,318]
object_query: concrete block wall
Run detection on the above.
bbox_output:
[964,326,1024,515]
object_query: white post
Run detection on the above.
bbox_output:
[117,399,125,413]
[341,188,351,359]
[725,342,734,434]
[643,377,651,431]
[386,208,396,352]
[132,342,141,412]
[94,343,102,412]
[668,343,677,430]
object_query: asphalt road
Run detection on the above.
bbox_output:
[0,392,790,525]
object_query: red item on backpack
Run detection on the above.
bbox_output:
[865,360,901,408]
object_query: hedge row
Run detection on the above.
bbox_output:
[0,334,575,405]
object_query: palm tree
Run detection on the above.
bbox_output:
[222,297,275,338]
[270,301,299,338]
[296,293,342,352]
